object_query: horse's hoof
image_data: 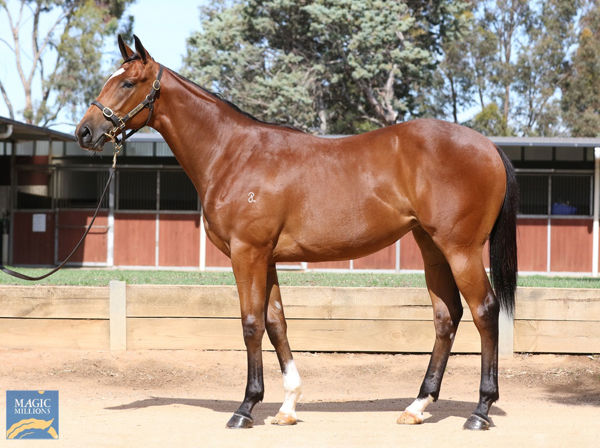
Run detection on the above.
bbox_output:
[463,414,491,430]
[268,411,297,426]
[396,410,424,425]
[226,413,254,429]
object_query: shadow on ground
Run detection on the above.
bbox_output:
[106,397,506,426]
[544,382,600,407]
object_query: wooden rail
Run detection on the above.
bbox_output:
[1,284,599,353]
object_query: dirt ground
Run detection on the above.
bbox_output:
[1,349,599,447]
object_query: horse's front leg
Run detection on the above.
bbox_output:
[226,242,270,429]
[265,264,302,425]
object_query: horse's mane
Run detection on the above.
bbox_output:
[167,68,303,133]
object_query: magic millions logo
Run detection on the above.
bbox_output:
[6,391,59,439]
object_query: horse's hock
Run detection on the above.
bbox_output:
[1,283,599,354]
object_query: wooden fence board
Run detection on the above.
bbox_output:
[1,285,599,353]
[126,285,239,318]
[126,285,476,321]
[1,286,108,319]
[127,317,481,352]
[515,288,600,321]
[514,320,600,353]
[1,319,109,349]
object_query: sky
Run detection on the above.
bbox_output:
[0,0,208,133]
[125,0,209,70]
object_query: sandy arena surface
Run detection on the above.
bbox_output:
[1,349,599,447]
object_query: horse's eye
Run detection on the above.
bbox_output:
[122,80,134,88]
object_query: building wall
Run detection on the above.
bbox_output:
[11,211,597,274]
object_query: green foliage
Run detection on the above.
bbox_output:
[561,2,600,137]
[0,0,135,126]
[183,2,316,130]
[513,0,581,136]
[466,102,512,136]
[183,0,467,134]
[434,0,582,137]
[427,7,476,123]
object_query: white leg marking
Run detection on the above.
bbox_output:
[405,395,434,418]
[279,360,302,417]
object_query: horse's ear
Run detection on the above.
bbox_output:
[118,34,134,61]
[133,34,150,64]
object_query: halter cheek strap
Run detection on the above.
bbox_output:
[91,64,164,154]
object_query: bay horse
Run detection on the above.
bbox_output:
[76,35,518,431]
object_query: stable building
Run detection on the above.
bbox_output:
[2,115,600,275]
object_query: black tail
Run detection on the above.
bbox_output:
[489,147,518,317]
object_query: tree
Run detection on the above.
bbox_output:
[183,0,468,134]
[458,0,580,136]
[427,4,476,123]
[466,102,509,136]
[561,1,600,136]
[513,0,581,136]
[466,11,497,112]
[479,0,532,135]
[183,1,317,131]
[0,0,135,126]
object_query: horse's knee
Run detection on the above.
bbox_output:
[433,307,462,340]
[242,314,265,342]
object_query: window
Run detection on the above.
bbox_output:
[16,168,53,209]
[524,147,552,161]
[159,171,198,211]
[55,169,110,209]
[516,172,592,216]
[155,141,173,156]
[16,141,34,156]
[551,175,591,216]
[126,142,153,156]
[118,170,157,210]
[502,147,521,161]
[518,174,548,215]
[555,147,584,162]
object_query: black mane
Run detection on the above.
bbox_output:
[168,68,302,132]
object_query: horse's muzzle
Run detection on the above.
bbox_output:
[75,120,110,152]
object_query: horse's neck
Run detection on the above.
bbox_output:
[150,70,243,201]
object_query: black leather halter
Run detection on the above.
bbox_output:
[91,64,164,151]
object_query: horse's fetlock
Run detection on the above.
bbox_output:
[246,385,264,404]
[480,384,499,404]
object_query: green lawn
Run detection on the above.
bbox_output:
[1,267,600,288]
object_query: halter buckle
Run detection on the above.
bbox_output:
[152,79,161,91]
[102,107,114,118]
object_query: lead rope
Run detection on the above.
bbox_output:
[0,148,119,282]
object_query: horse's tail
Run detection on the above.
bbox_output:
[489,147,519,317]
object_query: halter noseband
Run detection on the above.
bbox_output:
[91,64,164,155]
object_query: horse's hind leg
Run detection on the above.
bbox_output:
[398,228,463,425]
[265,264,302,425]
[445,246,499,430]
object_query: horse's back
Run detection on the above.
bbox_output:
[272,119,506,262]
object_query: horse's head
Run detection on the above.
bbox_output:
[75,35,161,151]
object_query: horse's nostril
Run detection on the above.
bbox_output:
[77,124,93,147]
